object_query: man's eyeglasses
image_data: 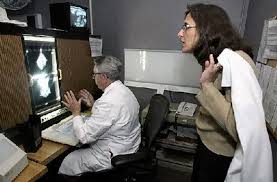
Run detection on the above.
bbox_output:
[181,22,196,31]
[92,72,103,79]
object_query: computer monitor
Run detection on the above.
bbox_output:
[50,3,88,32]
[23,35,71,129]
[70,5,87,28]
[23,35,61,114]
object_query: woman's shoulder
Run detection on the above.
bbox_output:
[235,50,258,77]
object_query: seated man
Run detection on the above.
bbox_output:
[59,56,141,176]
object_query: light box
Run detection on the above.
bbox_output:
[124,49,202,94]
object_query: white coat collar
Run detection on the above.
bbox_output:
[103,80,122,96]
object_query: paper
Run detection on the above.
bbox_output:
[267,68,277,96]
[267,19,277,34]
[55,120,74,135]
[264,97,276,123]
[42,113,93,146]
[266,35,277,46]
[257,20,269,64]
[262,19,277,60]
[258,63,264,84]
[271,108,277,130]
[256,62,262,79]
[263,45,277,60]
[259,64,272,98]
[263,68,277,125]
[89,37,102,57]
[42,115,79,146]
[256,18,277,135]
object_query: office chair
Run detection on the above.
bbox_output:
[76,94,169,182]
[110,94,170,181]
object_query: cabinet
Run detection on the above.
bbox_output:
[0,34,32,129]
[0,23,101,130]
[56,38,101,98]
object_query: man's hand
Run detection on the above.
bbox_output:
[62,90,81,116]
[79,89,94,108]
[200,54,222,87]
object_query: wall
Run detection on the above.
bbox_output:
[91,0,196,109]
[7,0,51,28]
[91,0,249,61]
[91,0,249,110]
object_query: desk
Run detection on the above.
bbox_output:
[15,138,71,181]
[27,139,70,165]
[14,160,47,182]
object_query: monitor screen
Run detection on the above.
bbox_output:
[23,36,61,113]
[70,5,87,28]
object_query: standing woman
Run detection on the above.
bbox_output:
[177,3,273,182]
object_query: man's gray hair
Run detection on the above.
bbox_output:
[94,56,122,81]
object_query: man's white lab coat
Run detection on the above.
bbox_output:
[59,80,141,176]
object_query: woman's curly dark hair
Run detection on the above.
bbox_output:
[186,3,253,66]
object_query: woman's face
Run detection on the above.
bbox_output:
[177,13,199,53]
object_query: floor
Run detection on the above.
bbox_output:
[156,165,192,182]
[37,151,192,182]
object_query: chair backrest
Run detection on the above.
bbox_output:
[143,94,169,151]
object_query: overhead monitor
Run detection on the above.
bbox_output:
[50,2,88,32]
[70,5,87,28]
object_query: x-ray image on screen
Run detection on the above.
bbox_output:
[23,36,61,113]
[70,6,87,27]
[25,46,54,75]
[30,74,59,108]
